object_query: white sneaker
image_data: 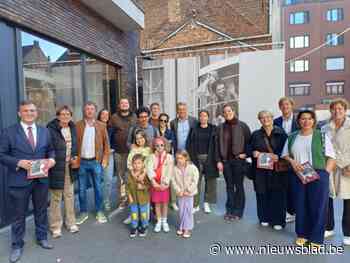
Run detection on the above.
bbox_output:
[171,203,179,211]
[286,212,295,223]
[343,236,350,246]
[154,221,162,233]
[261,222,269,227]
[203,202,211,214]
[123,215,131,225]
[162,221,170,233]
[192,206,200,214]
[324,230,335,238]
[273,225,283,231]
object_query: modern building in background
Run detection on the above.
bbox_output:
[283,0,350,109]
[0,0,144,227]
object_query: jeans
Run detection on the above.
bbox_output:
[103,152,115,205]
[223,159,245,217]
[326,197,350,236]
[78,159,103,213]
[130,203,149,229]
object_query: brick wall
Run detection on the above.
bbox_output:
[0,0,140,105]
[141,0,269,50]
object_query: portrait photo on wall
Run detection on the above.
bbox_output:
[198,56,239,125]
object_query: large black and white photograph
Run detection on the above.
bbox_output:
[198,56,239,125]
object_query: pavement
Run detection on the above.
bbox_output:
[0,177,349,263]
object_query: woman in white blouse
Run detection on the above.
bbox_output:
[282,110,336,247]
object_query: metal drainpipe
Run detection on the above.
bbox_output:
[135,56,139,109]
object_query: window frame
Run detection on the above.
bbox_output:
[288,83,311,96]
[325,57,345,71]
[289,35,310,49]
[289,11,310,25]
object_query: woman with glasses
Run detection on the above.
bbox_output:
[47,105,79,238]
[158,113,176,154]
[146,137,174,233]
[250,110,288,231]
[186,110,219,214]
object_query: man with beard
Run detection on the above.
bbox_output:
[109,98,137,209]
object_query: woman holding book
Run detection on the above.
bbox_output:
[282,110,336,247]
[250,110,288,230]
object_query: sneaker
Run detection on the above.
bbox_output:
[130,228,137,238]
[51,230,62,239]
[182,230,192,238]
[162,221,170,233]
[203,202,211,214]
[171,203,179,211]
[96,212,107,224]
[324,230,335,238]
[295,237,308,246]
[273,225,283,231]
[192,206,200,214]
[343,236,350,246]
[76,213,89,225]
[154,221,162,233]
[261,222,269,227]
[286,212,295,223]
[68,225,79,234]
[176,229,184,236]
[224,213,232,222]
[138,227,147,237]
[123,215,131,225]
[118,198,127,210]
[104,202,111,212]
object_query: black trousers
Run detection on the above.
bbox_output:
[256,190,287,227]
[9,181,49,249]
[326,197,350,236]
[286,171,295,215]
[223,159,245,217]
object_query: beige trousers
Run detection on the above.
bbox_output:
[49,165,76,232]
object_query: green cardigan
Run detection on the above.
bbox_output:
[127,173,150,205]
[287,129,326,170]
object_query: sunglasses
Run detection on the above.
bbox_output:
[159,119,168,123]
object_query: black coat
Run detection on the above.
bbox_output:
[186,124,219,178]
[249,126,288,194]
[47,119,78,189]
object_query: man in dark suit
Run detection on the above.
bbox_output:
[170,102,197,211]
[0,101,56,263]
[273,97,298,224]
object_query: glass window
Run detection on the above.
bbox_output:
[326,57,345,71]
[290,59,309,72]
[21,31,83,124]
[290,11,309,25]
[326,8,343,22]
[289,83,311,96]
[143,59,164,109]
[326,33,344,46]
[85,57,117,113]
[290,35,309,48]
[326,81,344,95]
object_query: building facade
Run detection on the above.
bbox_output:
[283,0,350,109]
[0,0,144,227]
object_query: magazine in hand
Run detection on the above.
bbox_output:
[27,159,49,179]
[296,162,320,184]
[257,153,274,170]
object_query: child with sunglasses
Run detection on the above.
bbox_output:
[146,137,174,233]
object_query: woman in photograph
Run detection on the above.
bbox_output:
[321,99,350,245]
[186,110,219,214]
[250,110,288,230]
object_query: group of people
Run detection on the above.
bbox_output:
[0,96,349,262]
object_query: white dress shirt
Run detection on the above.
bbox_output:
[20,121,37,146]
[81,121,96,159]
[282,115,293,135]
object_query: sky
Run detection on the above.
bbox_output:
[21,31,66,62]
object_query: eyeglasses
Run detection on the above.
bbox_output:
[159,119,168,123]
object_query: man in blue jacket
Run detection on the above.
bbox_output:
[274,97,298,224]
[0,101,56,263]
